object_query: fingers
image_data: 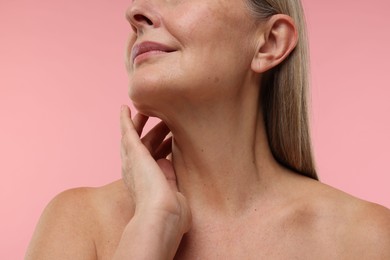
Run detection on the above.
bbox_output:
[120,105,172,159]
[142,120,171,154]
[156,159,178,192]
[121,105,149,137]
[120,105,152,170]
[133,113,148,136]
[120,105,139,139]
[154,136,172,160]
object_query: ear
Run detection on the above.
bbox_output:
[251,14,298,74]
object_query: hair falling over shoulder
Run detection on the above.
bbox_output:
[247,0,318,180]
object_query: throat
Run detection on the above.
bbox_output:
[170,130,279,216]
[163,96,282,215]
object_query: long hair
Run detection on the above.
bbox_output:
[247,0,319,180]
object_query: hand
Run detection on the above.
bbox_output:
[120,105,191,234]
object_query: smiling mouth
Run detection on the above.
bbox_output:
[131,41,176,64]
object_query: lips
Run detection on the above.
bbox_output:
[131,41,176,64]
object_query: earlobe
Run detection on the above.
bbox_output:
[251,14,298,74]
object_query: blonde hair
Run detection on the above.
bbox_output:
[247,0,319,180]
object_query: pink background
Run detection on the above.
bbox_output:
[1,0,389,258]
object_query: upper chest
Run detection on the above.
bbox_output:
[92,184,347,260]
[172,211,339,260]
[175,203,349,259]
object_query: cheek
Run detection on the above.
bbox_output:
[125,35,136,73]
[171,3,255,63]
[178,34,254,94]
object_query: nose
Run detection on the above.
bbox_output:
[125,1,161,34]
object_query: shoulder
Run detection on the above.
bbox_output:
[296,178,390,258]
[41,179,134,224]
[343,200,390,258]
[26,180,134,259]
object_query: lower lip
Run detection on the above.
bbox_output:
[133,50,171,65]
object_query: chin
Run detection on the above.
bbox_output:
[127,62,220,116]
[127,74,173,118]
[128,96,161,122]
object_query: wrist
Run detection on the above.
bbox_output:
[134,198,188,234]
[133,208,184,243]
[118,210,184,259]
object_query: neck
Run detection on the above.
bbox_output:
[161,93,285,217]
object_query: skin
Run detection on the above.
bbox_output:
[26,0,390,259]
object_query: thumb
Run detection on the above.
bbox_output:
[156,159,178,192]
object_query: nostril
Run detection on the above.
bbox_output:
[134,14,153,26]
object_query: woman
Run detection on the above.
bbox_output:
[26,0,390,259]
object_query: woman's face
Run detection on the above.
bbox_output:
[125,0,261,114]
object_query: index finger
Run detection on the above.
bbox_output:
[120,105,139,139]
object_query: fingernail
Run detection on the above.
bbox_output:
[121,105,126,111]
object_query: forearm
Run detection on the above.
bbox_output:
[113,212,184,260]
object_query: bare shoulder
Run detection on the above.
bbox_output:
[340,195,390,258]
[26,180,134,259]
[293,176,390,258]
